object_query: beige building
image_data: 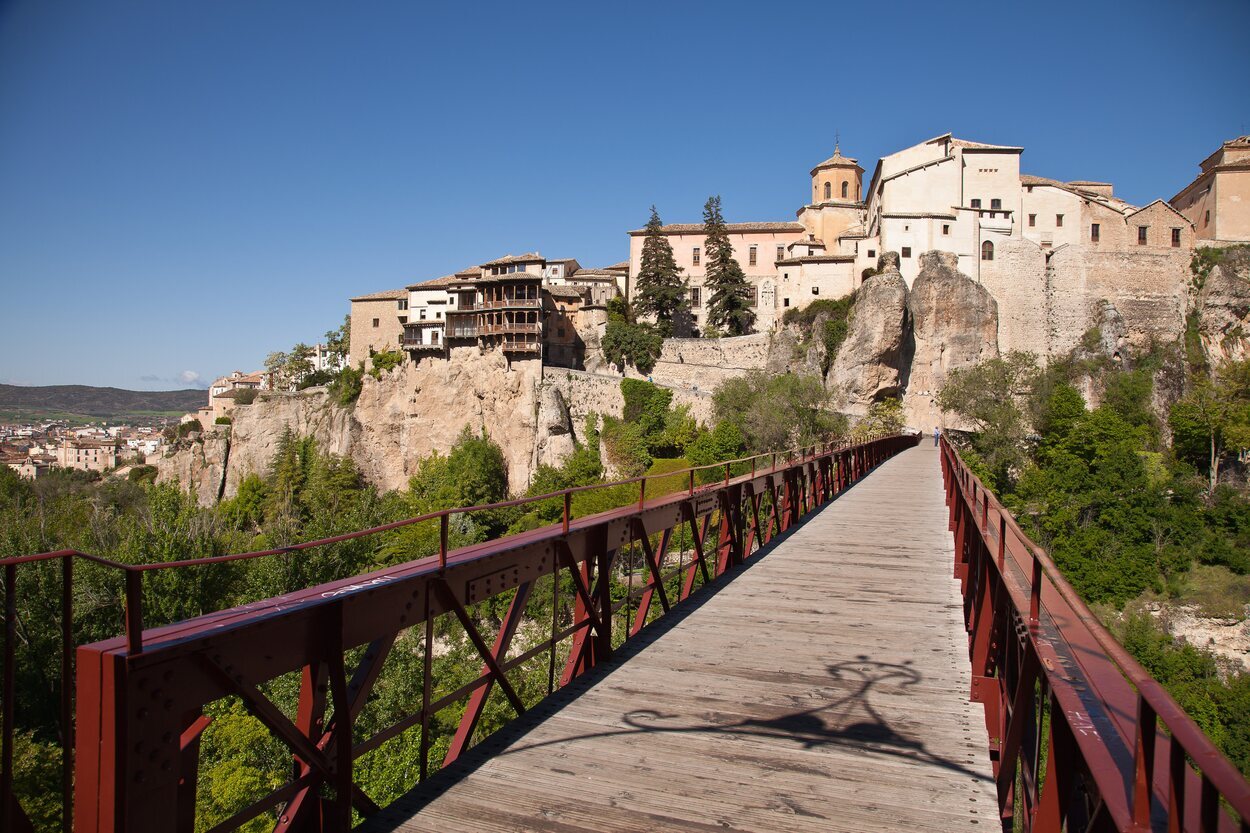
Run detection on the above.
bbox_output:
[56,439,117,473]
[1172,136,1250,244]
[349,288,409,369]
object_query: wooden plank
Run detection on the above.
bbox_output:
[362,445,998,832]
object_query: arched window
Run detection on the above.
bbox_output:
[841,181,849,199]
[823,182,831,200]
[981,240,994,261]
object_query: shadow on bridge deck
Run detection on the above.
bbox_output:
[361,445,998,833]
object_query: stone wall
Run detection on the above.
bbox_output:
[624,333,771,392]
[545,367,715,428]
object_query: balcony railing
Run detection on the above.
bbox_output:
[478,297,540,310]
[401,335,444,351]
[479,323,541,335]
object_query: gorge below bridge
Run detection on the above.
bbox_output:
[4,437,1250,832]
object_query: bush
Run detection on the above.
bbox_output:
[297,369,336,390]
[600,416,651,477]
[127,465,158,483]
[233,387,258,405]
[215,416,232,425]
[177,419,202,438]
[333,365,364,405]
[369,349,404,378]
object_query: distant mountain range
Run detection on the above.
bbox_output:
[0,384,205,423]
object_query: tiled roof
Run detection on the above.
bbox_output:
[349,288,408,302]
[775,255,856,265]
[482,253,544,267]
[788,237,826,249]
[407,275,461,290]
[811,147,861,171]
[570,269,621,278]
[628,222,804,235]
[950,137,1023,151]
[544,285,585,300]
[604,262,629,271]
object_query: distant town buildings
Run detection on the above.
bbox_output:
[2,421,165,479]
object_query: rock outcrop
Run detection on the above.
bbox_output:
[829,254,910,415]
[1197,247,1250,364]
[531,385,576,471]
[903,251,999,428]
[158,348,547,502]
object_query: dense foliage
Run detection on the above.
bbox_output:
[782,295,856,375]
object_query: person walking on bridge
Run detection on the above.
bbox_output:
[933,426,941,447]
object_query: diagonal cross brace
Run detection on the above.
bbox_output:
[431,578,527,716]
[444,581,534,765]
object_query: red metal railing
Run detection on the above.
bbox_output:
[941,436,1250,832]
[1,434,915,832]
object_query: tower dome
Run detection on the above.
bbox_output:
[810,143,864,203]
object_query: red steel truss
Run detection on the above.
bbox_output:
[942,436,1250,832]
[1,434,915,833]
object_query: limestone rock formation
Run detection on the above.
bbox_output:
[158,348,545,503]
[1197,247,1250,364]
[765,315,827,378]
[903,251,999,428]
[532,384,576,471]
[829,256,910,415]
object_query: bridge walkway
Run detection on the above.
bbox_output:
[363,444,999,832]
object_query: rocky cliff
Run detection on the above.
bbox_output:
[903,251,1000,429]
[158,347,555,503]
[828,253,911,415]
[1196,247,1250,364]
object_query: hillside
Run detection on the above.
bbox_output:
[0,383,204,423]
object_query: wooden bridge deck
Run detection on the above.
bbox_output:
[363,444,999,832]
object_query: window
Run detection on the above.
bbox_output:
[1091,223,1100,242]
[748,245,757,266]
[981,241,994,261]
[970,198,981,209]
[783,297,790,307]
[398,299,409,311]
[431,331,439,344]
[776,245,784,262]
[419,308,427,320]
[867,249,876,258]
[692,247,700,265]
[1137,226,1147,245]
[942,224,950,235]
[901,247,912,258]
[990,198,1002,210]
[747,286,758,306]
[812,287,820,295]
[1204,210,1210,227]
[824,182,831,200]
[372,318,380,328]
[1172,228,1182,248]
[1056,214,1064,227]
[1028,214,1036,227]
[690,287,701,307]
[841,181,849,199]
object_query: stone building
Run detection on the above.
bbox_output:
[348,288,409,369]
[1172,136,1250,244]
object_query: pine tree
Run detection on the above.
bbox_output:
[632,206,690,336]
[702,196,755,335]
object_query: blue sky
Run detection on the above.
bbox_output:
[1,0,1247,389]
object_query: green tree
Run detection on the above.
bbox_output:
[701,196,754,336]
[713,371,844,452]
[937,352,1040,489]
[632,206,689,336]
[324,315,351,366]
[601,296,663,374]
